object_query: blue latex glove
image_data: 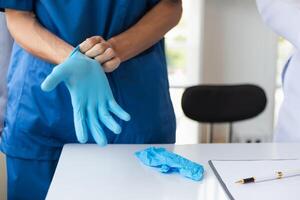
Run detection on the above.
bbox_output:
[41,47,130,146]
[135,147,204,181]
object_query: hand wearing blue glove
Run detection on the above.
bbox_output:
[41,47,130,146]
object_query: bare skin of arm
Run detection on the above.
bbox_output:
[5,0,182,70]
[81,0,183,72]
[5,10,73,64]
[108,0,183,62]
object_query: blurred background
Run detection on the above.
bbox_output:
[166,0,292,144]
[0,0,294,199]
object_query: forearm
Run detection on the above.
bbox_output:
[5,9,73,64]
[108,0,182,62]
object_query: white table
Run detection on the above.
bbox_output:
[46,143,300,200]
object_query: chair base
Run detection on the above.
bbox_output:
[205,123,233,143]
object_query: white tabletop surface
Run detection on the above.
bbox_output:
[46,143,300,200]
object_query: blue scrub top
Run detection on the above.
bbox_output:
[0,0,176,160]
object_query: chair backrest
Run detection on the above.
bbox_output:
[181,84,267,123]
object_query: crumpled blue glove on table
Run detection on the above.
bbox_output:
[135,147,204,181]
[41,47,130,146]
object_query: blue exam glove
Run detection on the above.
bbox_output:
[41,47,130,146]
[135,147,204,181]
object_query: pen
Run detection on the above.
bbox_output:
[235,169,300,184]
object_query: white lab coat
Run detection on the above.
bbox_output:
[0,14,13,133]
[257,0,300,142]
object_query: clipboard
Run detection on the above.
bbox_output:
[209,159,300,200]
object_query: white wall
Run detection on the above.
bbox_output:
[201,0,278,142]
[168,0,206,144]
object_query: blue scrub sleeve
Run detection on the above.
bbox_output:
[0,0,34,12]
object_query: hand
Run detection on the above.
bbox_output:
[79,36,121,73]
[41,47,130,146]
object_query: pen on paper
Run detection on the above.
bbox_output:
[235,169,300,184]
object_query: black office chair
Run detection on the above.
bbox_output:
[181,84,267,143]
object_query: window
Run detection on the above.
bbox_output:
[166,0,203,144]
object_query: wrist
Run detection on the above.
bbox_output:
[108,37,128,62]
[56,45,74,64]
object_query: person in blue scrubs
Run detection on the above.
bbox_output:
[0,1,182,199]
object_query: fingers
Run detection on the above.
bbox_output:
[94,47,115,63]
[102,57,121,73]
[73,107,89,143]
[85,42,111,58]
[41,65,66,92]
[87,107,107,146]
[79,36,121,72]
[95,48,121,73]
[79,36,104,53]
[108,100,131,122]
[98,106,121,134]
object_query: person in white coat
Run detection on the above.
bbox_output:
[0,14,13,133]
[257,0,300,142]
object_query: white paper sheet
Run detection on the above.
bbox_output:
[209,159,300,200]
